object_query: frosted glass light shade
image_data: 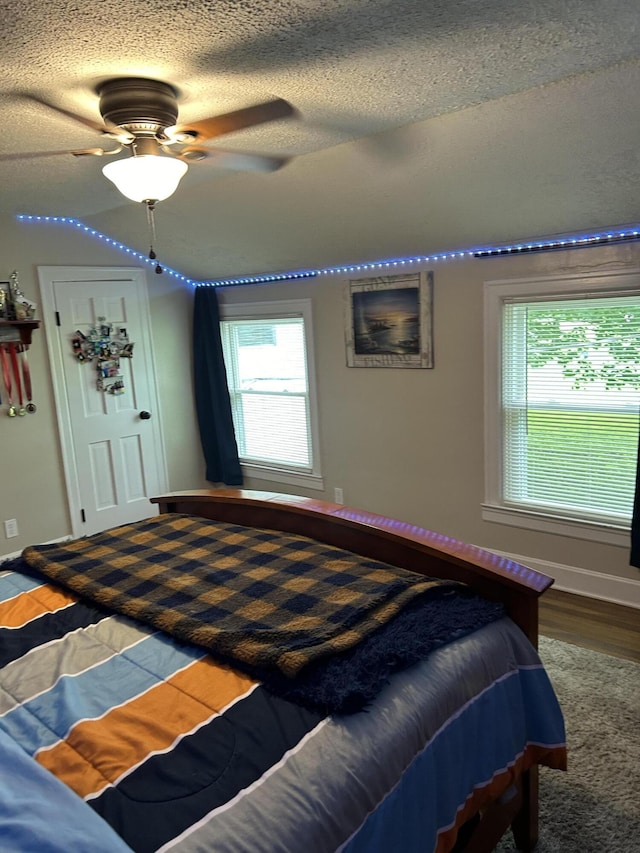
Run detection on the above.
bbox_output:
[102,155,188,202]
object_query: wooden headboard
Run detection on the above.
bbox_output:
[151,489,553,646]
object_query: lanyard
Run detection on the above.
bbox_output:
[20,345,36,413]
[1,344,15,416]
[9,343,25,416]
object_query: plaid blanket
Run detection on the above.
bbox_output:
[22,513,452,678]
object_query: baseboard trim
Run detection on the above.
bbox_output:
[493,550,640,610]
[1,535,71,564]
[1,547,25,563]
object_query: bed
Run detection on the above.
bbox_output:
[0,489,566,853]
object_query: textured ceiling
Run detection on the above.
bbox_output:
[1,0,639,279]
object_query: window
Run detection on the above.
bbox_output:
[484,270,640,545]
[220,299,323,490]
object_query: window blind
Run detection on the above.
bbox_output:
[502,294,640,523]
[221,316,312,470]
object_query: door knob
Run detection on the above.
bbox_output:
[139,411,151,420]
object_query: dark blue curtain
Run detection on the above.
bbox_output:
[193,287,243,486]
[631,416,640,568]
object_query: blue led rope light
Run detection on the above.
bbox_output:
[17,214,640,287]
[473,229,640,257]
[16,215,197,285]
[197,270,319,287]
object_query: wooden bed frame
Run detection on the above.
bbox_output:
[151,488,555,853]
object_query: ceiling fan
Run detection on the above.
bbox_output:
[7,77,295,273]
[7,77,296,201]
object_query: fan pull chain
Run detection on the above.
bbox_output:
[145,201,163,274]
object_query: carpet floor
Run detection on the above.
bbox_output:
[496,636,640,853]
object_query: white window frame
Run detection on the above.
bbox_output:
[220,298,324,491]
[483,268,640,547]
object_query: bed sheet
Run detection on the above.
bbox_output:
[0,563,566,853]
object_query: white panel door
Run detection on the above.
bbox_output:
[39,267,168,536]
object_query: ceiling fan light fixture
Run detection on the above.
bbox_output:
[102,154,188,203]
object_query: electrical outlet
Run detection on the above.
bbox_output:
[334,487,344,504]
[4,518,18,538]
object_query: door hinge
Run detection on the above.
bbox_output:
[55,311,61,327]
[81,509,86,523]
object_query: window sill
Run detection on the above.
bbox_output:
[240,462,325,492]
[481,503,630,547]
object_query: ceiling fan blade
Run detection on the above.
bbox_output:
[169,98,295,143]
[0,146,121,162]
[22,93,134,143]
[178,147,290,172]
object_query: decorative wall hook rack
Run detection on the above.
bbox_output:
[0,271,39,415]
[0,320,40,346]
[0,271,40,345]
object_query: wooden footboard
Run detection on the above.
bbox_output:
[151,488,553,852]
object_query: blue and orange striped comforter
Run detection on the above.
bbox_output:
[0,546,566,852]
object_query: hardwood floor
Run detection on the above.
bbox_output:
[539,588,640,664]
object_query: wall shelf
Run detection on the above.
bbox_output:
[0,320,40,346]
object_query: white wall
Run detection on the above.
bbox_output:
[217,239,640,605]
[1,213,638,606]
[0,215,208,553]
